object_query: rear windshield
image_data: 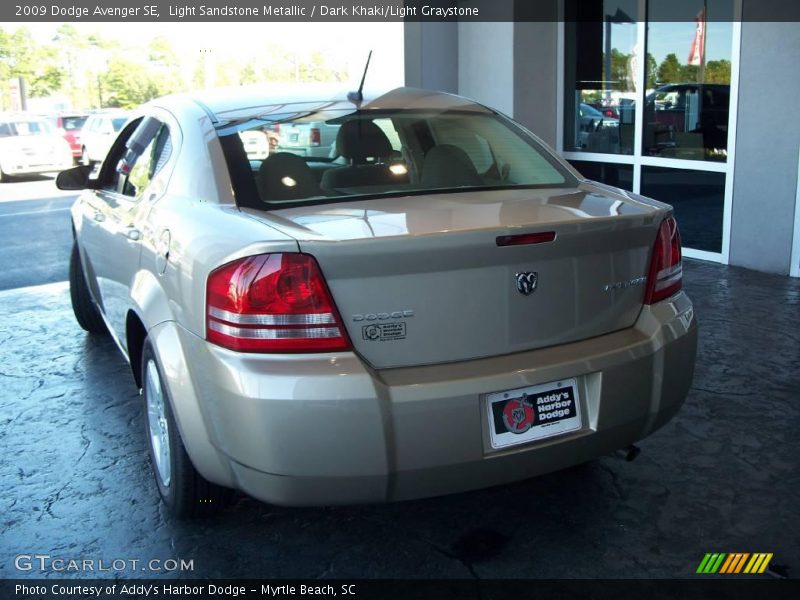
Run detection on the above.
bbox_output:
[62,116,88,130]
[111,118,127,132]
[217,107,574,209]
[0,119,53,137]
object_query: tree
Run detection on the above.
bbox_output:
[2,28,64,98]
[704,59,731,84]
[657,53,683,84]
[146,37,185,96]
[604,48,631,91]
[101,58,161,108]
[239,64,258,86]
[646,53,658,87]
[52,25,85,106]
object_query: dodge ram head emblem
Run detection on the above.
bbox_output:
[515,272,538,296]
[502,395,535,434]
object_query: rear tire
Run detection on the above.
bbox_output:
[142,340,231,518]
[69,243,106,334]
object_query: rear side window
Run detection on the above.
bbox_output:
[219,107,572,209]
[62,116,87,130]
[101,117,172,200]
[2,120,51,136]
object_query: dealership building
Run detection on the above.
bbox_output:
[405,0,800,276]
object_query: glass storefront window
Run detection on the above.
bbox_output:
[644,1,734,162]
[568,160,633,191]
[564,0,640,155]
[640,166,725,253]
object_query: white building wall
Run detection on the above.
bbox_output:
[457,22,515,116]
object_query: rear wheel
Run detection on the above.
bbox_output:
[142,341,230,518]
[69,243,106,334]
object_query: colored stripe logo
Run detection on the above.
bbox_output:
[696,553,773,574]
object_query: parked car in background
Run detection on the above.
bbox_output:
[0,113,73,182]
[240,130,270,160]
[576,103,620,151]
[80,111,130,165]
[48,112,89,163]
[59,86,697,518]
[275,120,339,158]
[644,83,730,160]
[587,102,620,119]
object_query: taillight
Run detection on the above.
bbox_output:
[206,253,351,353]
[309,128,321,146]
[272,124,280,133]
[644,216,683,304]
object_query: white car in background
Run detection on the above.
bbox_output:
[0,114,73,182]
[80,111,130,165]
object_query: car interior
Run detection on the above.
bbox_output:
[223,109,569,208]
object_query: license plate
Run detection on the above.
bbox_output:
[487,378,582,449]
[289,133,299,142]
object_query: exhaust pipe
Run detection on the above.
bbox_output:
[615,444,641,462]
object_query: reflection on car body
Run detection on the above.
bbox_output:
[60,86,697,518]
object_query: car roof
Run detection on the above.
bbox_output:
[169,86,494,127]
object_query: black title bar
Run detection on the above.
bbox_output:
[4,0,800,22]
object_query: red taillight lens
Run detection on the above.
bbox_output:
[272,124,280,133]
[644,216,683,305]
[309,128,321,146]
[206,253,351,353]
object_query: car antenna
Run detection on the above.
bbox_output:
[347,50,373,105]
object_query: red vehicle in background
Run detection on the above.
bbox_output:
[49,113,89,163]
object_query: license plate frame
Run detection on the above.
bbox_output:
[486,378,582,449]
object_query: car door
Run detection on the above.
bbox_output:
[77,116,173,346]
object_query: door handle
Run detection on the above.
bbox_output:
[126,227,141,242]
[93,212,105,222]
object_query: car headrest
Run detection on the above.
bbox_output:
[421,144,483,188]
[335,120,393,163]
[256,152,321,202]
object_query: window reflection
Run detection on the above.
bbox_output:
[641,166,724,253]
[568,160,633,191]
[564,0,639,155]
[644,1,734,161]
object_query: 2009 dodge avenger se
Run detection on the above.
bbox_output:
[57,86,697,517]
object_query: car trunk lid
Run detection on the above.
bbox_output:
[254,184,666,369]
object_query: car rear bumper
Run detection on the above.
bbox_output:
[154,291,697,506]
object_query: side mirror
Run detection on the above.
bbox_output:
[56,165,95,191]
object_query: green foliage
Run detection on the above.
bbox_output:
[602,48,633,91]
[0,25,350,111]
[646,53,658,86]
[657,53,683,84]
[704,60,731,84]
[101,58,161,108]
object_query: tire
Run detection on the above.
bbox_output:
[69,243,107,334]
[142,340,231,518]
